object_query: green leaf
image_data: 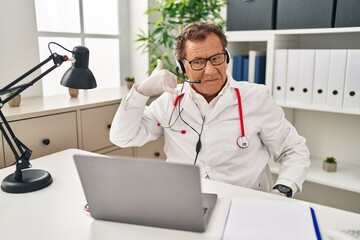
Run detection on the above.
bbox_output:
[136,0,227,73]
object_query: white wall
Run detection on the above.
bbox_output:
[129,1,149,83]
[0,0,42,98]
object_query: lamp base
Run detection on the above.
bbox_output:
[1,169,53,193]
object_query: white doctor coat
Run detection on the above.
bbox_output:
[110,74,310,194]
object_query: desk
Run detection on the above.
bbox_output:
[0,149,359,240]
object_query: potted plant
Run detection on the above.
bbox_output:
[136,0,226,75]
[125,76,135,89]
[7,91,21,107]
[323,156,337,172]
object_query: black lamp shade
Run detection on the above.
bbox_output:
[60,46,97,89]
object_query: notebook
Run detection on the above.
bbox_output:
[222,198,322,240]
[73,154,217,232]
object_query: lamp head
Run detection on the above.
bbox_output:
[60,46,97,89]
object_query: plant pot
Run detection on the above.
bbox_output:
[126,82,134,90]
[69,88,79,98]
[8,94,21,107]
[323,161,337,172]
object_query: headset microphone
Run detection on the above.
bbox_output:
[183,78,201,84]
[175,66,201,84]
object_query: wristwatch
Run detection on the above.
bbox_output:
[273,184,293,198]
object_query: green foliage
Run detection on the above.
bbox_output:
[125,76,135,82]
[325,156,336,163]
[136,0,227,75]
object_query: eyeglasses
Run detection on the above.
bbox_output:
[183,52,227,71]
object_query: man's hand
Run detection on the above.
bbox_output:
[136,59,179,97]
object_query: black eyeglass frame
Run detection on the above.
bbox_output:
[182,51,227,71]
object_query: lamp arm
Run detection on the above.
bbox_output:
[0,53,68,104]
[0,53,69,176]
[0,112,31,178]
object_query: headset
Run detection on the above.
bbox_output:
[175,49,230,75]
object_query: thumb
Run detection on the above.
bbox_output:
[155,59,163,70]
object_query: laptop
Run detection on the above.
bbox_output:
[73,154,217,232]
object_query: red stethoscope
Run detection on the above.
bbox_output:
[157,88,250,149]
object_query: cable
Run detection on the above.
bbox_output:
[175,92,205,165]
[193,119,205,165]
[48,42,73,55]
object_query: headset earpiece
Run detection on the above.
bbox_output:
[225,49,230,64]
[176,59,185,74]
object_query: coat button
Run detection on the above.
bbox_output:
[205,166,211,172]
[204,125,209,131]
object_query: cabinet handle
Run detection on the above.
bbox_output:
[42,138,51,145]
[107,124,111,129]
[154,152,160,157]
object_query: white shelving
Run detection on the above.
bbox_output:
[226,27,360,212]
[270,159,360,194]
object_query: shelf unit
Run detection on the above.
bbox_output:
[226,27,360,213]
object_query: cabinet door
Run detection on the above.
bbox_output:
[98,146,134,157]
[0,136,4,168]
[4,112,78,166]
[81,104,119,152]
[135,135,166,160]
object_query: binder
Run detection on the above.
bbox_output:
[343,49,360,111]
[273,49,288,104]
[222,198,322,240]
[232,55,241,81]
[254,55,266,85]
[327,50,347,110]
[232,55,249,81]
[248,50,266,83]
[312,50,331,108]
[285,49,301,105]
[242,56,249,81]
[298,50,315,106]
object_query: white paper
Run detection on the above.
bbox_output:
[222,198,318,240]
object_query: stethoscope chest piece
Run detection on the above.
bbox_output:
[237,136,250,149]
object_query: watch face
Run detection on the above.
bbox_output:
[279,185,289,193]
[276,184,292,197]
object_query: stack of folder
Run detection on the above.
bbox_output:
[232,51,266,84]
[273,49,360,112]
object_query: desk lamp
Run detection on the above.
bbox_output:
[0,42,97,193]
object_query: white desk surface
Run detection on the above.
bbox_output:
[0,149,359,240]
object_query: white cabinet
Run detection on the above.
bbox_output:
[135,135,166,160]
[0,88,166,171]
[98,146,135,157]
[0,136,3,168]
[81,104,119,152]
[80,103,139,158]
[3,112,78,166]
[227,27,360,213]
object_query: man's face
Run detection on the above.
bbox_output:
[183,33,227,101]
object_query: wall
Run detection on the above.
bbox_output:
[129,0,149,83]
[0,0,42,98]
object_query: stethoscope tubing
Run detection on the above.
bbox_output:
[158,87,249,149]
[235,88,245,138]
